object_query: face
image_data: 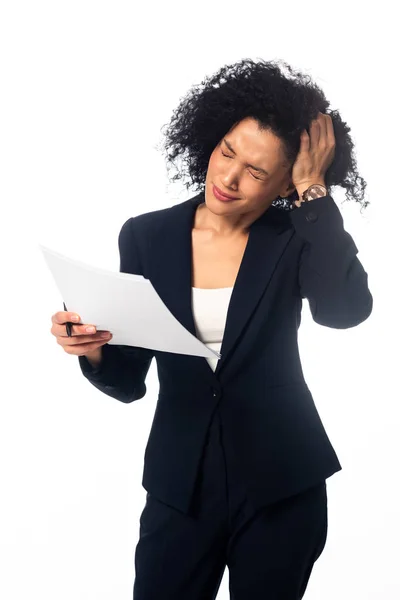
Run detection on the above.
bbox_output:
[205,117,296,222]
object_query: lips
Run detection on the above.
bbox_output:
[213,184,239,200]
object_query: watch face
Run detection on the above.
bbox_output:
[306,185,327,200]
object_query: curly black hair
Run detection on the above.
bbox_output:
[157,58,368,212]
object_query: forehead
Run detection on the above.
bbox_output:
[225,118,286,165]
[227,118,281,145]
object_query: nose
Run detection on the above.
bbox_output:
[221,169,240,189]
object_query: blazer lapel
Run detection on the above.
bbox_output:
[148,191,294,381]
[214,201,294,378]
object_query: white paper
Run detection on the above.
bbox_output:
[39,244,221,360]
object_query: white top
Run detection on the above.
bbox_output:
[191,286,234,372]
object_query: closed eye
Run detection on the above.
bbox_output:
[221,150,262,180]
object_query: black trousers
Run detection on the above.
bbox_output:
[133,406,328,599]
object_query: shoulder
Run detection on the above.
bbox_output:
[119,194,199,241]
[120,205,170,236]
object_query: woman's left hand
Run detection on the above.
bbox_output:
[291,111,336,191]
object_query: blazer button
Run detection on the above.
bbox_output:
[305,210,318,223]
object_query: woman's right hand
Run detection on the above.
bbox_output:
[50,310,112,358]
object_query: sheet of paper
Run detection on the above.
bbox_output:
[39,244,221,360]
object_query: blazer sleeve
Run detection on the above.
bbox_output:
[290,195,373,329]
[78,217,154,403]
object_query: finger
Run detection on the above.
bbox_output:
[52,322,101,337]
[59,332,111,346]
[320,113,329,139]
[309,119,321,151]
[300,128,310,152]
[52,311,80,325]
[325,114,335,146]
[63,338,111,356]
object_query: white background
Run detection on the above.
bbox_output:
[1,1,397,598]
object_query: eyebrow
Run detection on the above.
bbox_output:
[223,138,269,175]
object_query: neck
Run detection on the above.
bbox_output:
[196,203,253,236]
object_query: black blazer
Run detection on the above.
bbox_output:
[79,190,373,515]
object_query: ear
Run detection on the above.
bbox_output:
[278,181,297,198]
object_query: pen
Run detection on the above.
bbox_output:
[63,302,73,337]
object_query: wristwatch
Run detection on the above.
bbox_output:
[301,183,327,203]
[302,183,327,201]
[291,183,327,210]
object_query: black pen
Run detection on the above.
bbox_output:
[63,302,73,337]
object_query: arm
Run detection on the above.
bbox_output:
[290,195,373,329]
[78,217,154,403]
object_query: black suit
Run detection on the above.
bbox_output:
[78,190,372,598]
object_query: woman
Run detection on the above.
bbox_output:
[51,58,372,599]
